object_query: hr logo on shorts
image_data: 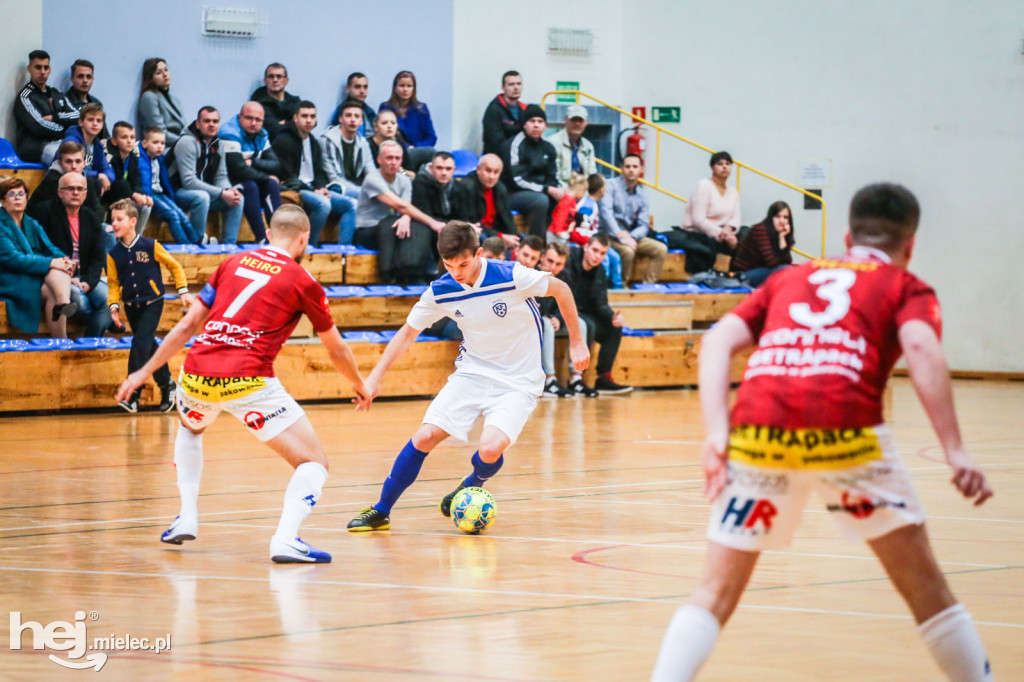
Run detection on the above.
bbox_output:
[492,301,507,317]
[721,497,778,530]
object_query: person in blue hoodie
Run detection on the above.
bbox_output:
[219,102,282,242]
[62,103,115,191]
[138,127,201,245]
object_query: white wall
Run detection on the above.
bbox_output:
[0,0,43,141]
[616,0,1024,372]
[451,0,625,151]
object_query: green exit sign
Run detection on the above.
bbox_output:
[556,81,579,103]
[651,106,680,124]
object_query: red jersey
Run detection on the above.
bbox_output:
[184,246,335,378]
[729,247,941,429]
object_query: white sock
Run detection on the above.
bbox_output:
[918,603,993,681]
[173,425,203,520]
[651,605,720,682]
[274,462,328,541]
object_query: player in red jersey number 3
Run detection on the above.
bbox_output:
[651,184,994,681]
[117,205,369,564]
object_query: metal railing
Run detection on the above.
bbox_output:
[541,90,825,258]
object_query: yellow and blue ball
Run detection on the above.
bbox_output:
[451,487,496,534]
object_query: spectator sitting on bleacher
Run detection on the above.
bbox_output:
[272,101,356,246]
[64,59,109,139]
[412,151,457,226]
[732,200,794,287]
[451,153,519,250]
[170,106,244,245]
[0,177,77,337]
[598,153,668,284]
[482,70,526,156]
[562,233,632,395]
[219,101,282,243]
[26,141,103,220]
[139,127,199,245]
[353,140,445,284]
[502,104,564,239]
[106,122,154,232]
[671,150,740,274]
[537,240,587,398]
[35,172,111,337]
[137,58,187,148]
[379,70,436,170]
[512,234,544,269]
[322,100,374,200]
[331,72,376,137]
[63,103,115,197]
[550,173,624,289]
[14,49,79,164]
[480,235,506,259]
[250,63,300,141]
[550,105,596,188]
[368,109,415,178]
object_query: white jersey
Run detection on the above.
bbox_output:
[406,258,550,395]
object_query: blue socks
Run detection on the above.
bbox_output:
[461,452,504,488]
[375,440,428,514]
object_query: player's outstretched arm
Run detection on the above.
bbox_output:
[547,277,590,372]
[364,323,421,397]
[116,300,211,402]
[317,326,370,411]
[899,319,993,506]
[698,313,753,500]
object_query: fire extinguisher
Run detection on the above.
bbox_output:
[620,125,647,176]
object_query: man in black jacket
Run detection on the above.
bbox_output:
[561,234,632,395]
[501,104,565,238]
[36,173,111,336]
[412,151,456,223]
[451,153,519,250]
[65,59,109,139]
[250,63,301,140]
[272,102,356,245]
[14,50,79,164]
[27,141,104,219]
[482,70,526,155]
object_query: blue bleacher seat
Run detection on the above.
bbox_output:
[325,285,368,297]
[342,331,386,343]
[377,330,441,342]
[23,338,76,351]
[364,285,407,297]
[0,339,29,352]
[622,327,654,337]
[0,137,44,170]
[403,285,428,296]
[451,149,479,178]
[632,283,669,293]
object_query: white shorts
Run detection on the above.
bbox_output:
[422,373,538,445]
[176,372,305,443]
[707,424,926,551]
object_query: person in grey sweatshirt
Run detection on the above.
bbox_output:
[169,107,244,244]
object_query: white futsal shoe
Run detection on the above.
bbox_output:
[160,515,197,545]
[269,536,332,564]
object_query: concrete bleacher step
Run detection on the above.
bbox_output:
[0,332,748,412]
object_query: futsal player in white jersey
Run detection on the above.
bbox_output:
[348,221,590,530]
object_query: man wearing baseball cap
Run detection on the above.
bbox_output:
[550,104,596,188]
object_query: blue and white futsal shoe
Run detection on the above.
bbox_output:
[160,515,197,545]
[269,536,332,564]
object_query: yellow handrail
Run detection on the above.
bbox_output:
[541,90,827,257]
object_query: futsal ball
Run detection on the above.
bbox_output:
[451,487,496,534]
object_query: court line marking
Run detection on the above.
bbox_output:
[0,565,1020,630]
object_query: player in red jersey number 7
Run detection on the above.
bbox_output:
[116,205,369,564]
[651,184,995,681]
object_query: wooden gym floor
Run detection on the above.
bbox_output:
[1,379,1021,681]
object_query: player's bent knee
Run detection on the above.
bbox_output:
[412,424,447,452]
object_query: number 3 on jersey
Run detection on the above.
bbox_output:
[223,267,271,318]
[789,268,856,327]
